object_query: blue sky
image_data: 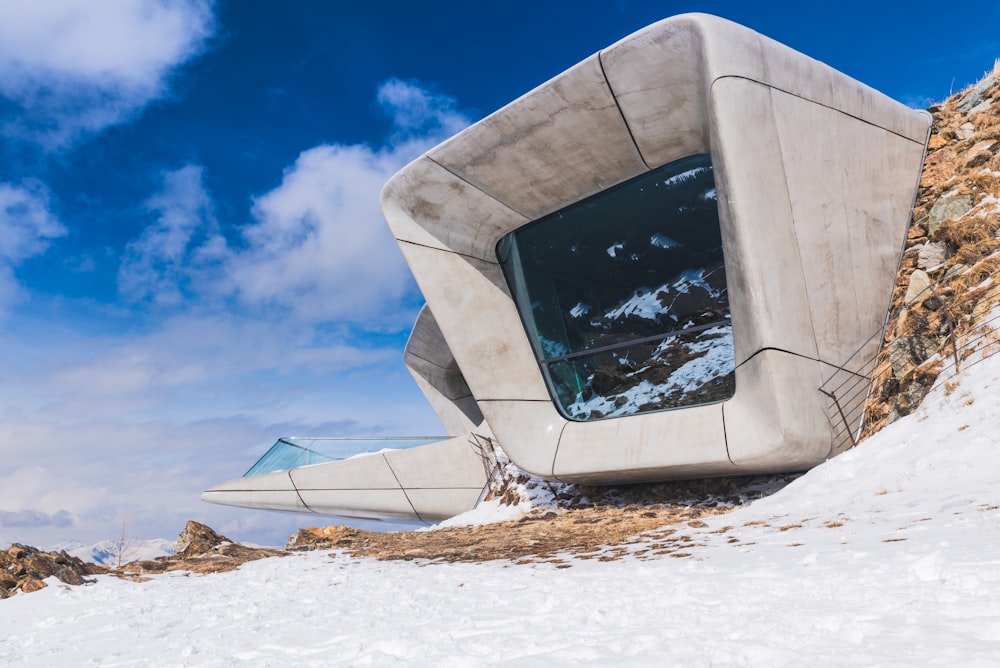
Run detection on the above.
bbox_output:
[0,0,997,549]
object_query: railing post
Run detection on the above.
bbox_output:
[819,388,858,448]
[930,285,961,374]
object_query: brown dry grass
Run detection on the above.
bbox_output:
[862,69,1000,437]
[287,473,797,564]
[288,503,730,564]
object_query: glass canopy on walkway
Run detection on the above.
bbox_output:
[242,436,448,477]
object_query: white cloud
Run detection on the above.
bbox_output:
[119,165,223,306]
[119,79,470,328]
[227,79,469,326]
[0,181,66,312]
[227,144,413,323]
[377,77,470,141]
[0,0,215,147]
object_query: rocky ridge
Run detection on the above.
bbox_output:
[115,521,288,580]
[1,521,287,597]
[0,544,107,598]
[865,61,1000,430]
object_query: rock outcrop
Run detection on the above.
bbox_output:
[0,544,107,598]
[865,62,1000,431]
[174,520,229,556]
[119,521,288,578]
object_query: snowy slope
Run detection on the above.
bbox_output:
[2,356,1000,665]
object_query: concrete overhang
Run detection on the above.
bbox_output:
[381,13,931,483]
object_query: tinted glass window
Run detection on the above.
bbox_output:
[497,154,734,420]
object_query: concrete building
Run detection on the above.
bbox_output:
[202,13,930,522]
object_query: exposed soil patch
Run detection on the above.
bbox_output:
[288,474,796,564]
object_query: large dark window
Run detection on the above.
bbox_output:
[497,154,734,420]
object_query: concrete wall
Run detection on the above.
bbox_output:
[403,306,485,436]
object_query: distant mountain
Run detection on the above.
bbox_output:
[46,538,174,566]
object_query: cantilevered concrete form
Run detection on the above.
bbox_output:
[201,307,497,521]
[204,13,930,521]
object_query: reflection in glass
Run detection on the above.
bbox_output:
[243,437,446,477]
[497,154,734,420]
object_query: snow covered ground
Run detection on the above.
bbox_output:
[3,355,1000,665]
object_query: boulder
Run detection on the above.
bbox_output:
[890,336,939,379]
[971,140,996,156]
[174,520,231,557]
[887,381,933,423]
[288,526,357,551]
[19,577,47,593]
[966,99,992,115]
[955,122,976,140]
[917,241,950,270]
[956,75,996,113]
[928,193,974,236]
[0,543,106,597]
[903,268,932,305]
[926,134,947,149]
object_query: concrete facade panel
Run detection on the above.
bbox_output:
[381,156,529,261]
[397,241,550,402]
[599,16,708,168]
[383,435,490,489]
[408,372,481,435]
[289,452,399,490]
[428,55,646,219]
[296,489,417,520]
[404,306,483,434]
[406,488,487,521]
[553,403,731,483]
[769,87,928,368]
[198,489,307,512]
[724,350,832,468]
[709,77,817,362]
[476,400,564,478]
[202,469,295,492]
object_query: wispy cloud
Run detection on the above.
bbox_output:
[0,0,216,148]
[377,77,470,143]
[119,165,224,306]
[0,180,66,312]
[228,79,469,327]
[0,508,74,529]
[119,79,470,328]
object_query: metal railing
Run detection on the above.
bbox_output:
[820,266,1000,453]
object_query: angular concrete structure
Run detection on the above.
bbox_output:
[201,310,498,522]
[203,13,930,521]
